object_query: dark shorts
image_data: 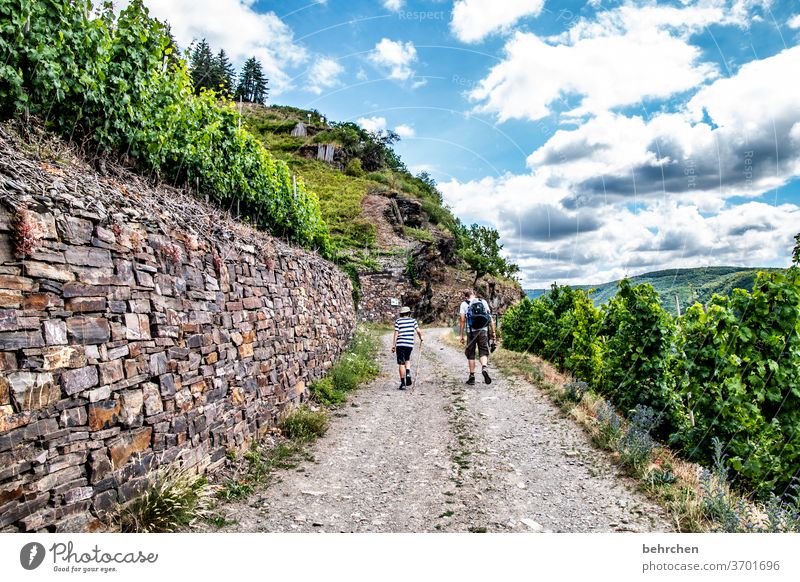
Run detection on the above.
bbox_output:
[465,330,489,360]
[396,346,413,365]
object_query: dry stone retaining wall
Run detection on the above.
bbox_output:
[0,129,355,532]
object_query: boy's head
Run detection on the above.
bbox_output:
[399,306,411,316]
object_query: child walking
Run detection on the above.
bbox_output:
[391,306,424,390]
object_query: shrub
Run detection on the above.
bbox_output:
[345,157,365,177]
[114,463,215,532]
[279,406,329,442]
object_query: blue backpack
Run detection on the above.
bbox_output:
[467,299,491,331]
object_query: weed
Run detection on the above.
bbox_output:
[114,463,215,532]
[279,407,329,442]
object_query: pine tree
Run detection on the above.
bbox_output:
[235,57,269,104]
[210,49,236,97]
[189,39,214,94]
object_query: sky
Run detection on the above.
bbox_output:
[134,0,800,288]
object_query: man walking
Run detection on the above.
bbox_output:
[459,289,496,385]
[391,306,424,390]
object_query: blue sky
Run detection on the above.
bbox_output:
[139,0,800,287]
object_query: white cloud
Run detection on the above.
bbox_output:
[447,44,800,287]
[368,38,418,81]
[383,0,404,11]
[471,23,717,121]
[357,116,388,134]
[395,124,416,138]
[451,0,545,43]
[307,57,344,95]
[789,14,800,29]
[136,0,307,94]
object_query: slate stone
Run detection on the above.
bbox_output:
[60,366,99,395]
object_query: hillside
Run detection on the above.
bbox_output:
[525,266,782,314]
[241,104,523,322]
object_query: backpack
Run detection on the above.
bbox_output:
[467,299,491,331]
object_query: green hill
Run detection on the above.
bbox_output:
[526,266,783,314]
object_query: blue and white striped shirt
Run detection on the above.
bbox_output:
[394,317,418,348]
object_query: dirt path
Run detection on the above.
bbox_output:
[220,330,674,533]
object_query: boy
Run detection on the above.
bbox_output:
[391,306,424,390]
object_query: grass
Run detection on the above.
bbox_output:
[278,406,329,442]
[218,440,310,501]
[113,463,216,532]
[403,226,434,242]
[310,324,381,406]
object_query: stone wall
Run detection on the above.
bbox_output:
[0,128,355,532]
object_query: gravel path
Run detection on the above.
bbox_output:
[220,329,674,533]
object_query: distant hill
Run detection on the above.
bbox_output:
[525,266,783,314]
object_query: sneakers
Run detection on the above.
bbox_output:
[482,368,492,384]
[398,381,407,390]
[405,372,413,386]
[466,373,476,385]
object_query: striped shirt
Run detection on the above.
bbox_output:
[394,317,418,348]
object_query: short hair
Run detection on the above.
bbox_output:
[463,289,473,299]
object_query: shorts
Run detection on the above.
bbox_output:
[396,346,413,365]
[465,329,489,360]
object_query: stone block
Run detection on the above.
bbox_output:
[24,292,63,310]
[0,375,7,405]
[41,346,86,370]
[119,390,143,426]
[142,383,163,416]
[0,330,45,350]
[65,297,106,313]
[0,309,17,331]
[58,216,94,245]
[0,290,21,308]
[108,428,152,469]
[63,486,94,505]
[59,406,88,428]
[124,313,151,340]
[43,319,67,345]
[66,316,110,344]
[65,247,113,268]
[87,386,111,402]
[8,371,60,411]
[0,406,33,432]
[88,399,120,431]
[62,283,111,298]
[98,360,124,385]
[61,366,98,396]
[23,261,75,282]
[149,352,168,376]
[0,274,34,291]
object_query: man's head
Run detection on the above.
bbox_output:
[463,289,475,301]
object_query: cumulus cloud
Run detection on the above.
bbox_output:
[307,57,344,95]
[135,0,307,94]
[470,15,719,121]
[368,38,418,81]
[395,124,416,138]
[383,0,404,11]
[789,14,800,28]
[451,0,545,43]
[357,116,388,134]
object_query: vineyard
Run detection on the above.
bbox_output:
[0,0,330,252]
[502,265,800,498]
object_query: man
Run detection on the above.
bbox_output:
[459,289,496,385]
[391,306,424,390]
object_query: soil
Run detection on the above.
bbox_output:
[220,329,674,533]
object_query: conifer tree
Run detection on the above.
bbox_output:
[211,49,236,97]
[189,39,214,94]
[235,57,269,104]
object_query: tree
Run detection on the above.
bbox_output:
[458,223,519,284]
[235,57,268,104]
[210,49,236,97]
[793,232,799,265]
[189,39,214,94]
[162,24,181,69]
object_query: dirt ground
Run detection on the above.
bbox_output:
[220,329,674,533]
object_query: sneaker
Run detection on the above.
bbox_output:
[405,372,413,386]
[466,374,476,385]
[399,381,407,390]
[482,369,492,384]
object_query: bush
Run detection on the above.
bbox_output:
[310,326,380,405]
[114,463,214,532]
[279,406,329,441]
[0,0,330,254]
[345,157,365,177]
